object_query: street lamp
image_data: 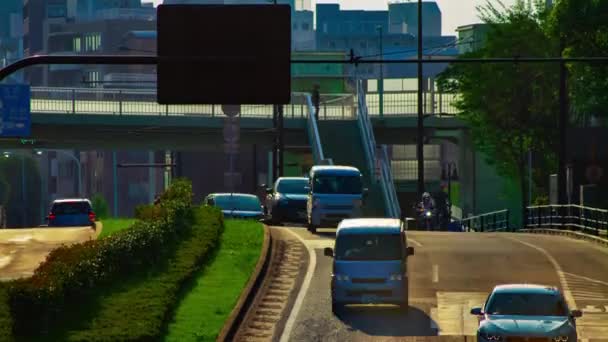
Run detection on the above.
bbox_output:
[376,25,384,118]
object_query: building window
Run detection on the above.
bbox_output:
[47,4,67,18]
[302,22,310,31]
[329,41,336,49]
[73,37,81,52]
[360,41,367,49]
[84,33,101,52]
[322,23,328,34]
[85,71,99,87]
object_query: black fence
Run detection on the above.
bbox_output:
[525,205,608,238]
[460,209,511,232]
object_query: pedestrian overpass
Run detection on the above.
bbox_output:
[0,85,470,218]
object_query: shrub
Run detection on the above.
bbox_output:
[91,194,109,220]
[134,204,167,222]
[7,180,195,337]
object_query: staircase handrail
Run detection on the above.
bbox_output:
[304,93,327,165]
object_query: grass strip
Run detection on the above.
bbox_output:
[97,218,137,239]
[42,207,222,341]
[164,220,264,342]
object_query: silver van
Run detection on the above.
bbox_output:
[306,165,367,233]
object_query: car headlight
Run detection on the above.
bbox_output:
[389,273,402,281]
[553,337,569,342]
[425,211,432,217]
[334,274,349,281]
[479,333,503,341]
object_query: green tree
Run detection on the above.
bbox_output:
[548,0,608,122]
[91,193,110,220]
[0,154,42,227]
[438,0,559,215]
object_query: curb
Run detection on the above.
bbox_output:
[520,228,608,247]
[216,224,272,342]
[92,221,103,239]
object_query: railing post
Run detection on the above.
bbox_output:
[506,209,510,232]
[480,215,484,232]
[549,205,553,229]
[118,90,122,116]
[71,88,76,114]
[537,207,541,229]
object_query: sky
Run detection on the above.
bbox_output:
[149,0,517,36]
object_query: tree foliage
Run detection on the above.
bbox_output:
[0,154,42,227]
[547,0,608,122]
[437,0,559,207]
[91,193,110,220]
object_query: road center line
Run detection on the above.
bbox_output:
[279,229,318,342]
[407,238,423,247]
[505,236,577,309]
[432,264,439,283]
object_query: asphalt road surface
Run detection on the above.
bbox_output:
[0,226,96,280]
[276,227,608,342]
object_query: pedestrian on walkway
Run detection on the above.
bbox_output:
[312,84,320,122]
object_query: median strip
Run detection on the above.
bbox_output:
[165,220,266,342]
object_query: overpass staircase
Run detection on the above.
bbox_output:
[305,81,401,218]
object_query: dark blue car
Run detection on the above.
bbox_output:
[264,177,309,225]
[47,199,96,227]
[204,193,264,220]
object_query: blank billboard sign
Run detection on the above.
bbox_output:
[157,4,291,105]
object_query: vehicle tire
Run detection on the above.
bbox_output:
[331,300,343,315]
[308,223,317,234]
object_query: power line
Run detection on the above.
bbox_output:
[356,36,476,60]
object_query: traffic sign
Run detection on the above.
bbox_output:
[0,84,30,137]
[222,104,241,118]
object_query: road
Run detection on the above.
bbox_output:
[0,226,96,280]
[274,227,608,342]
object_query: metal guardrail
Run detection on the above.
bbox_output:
[29,86,456,119]
[305,93,331,165]
[356,80,401,219]
[460,209,510,232]
[525,204,608,238]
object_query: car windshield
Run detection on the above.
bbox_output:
[277,179,308,194]
[312,174,362,195]
[52,202,91,215]
[485,293,568,316]
[335,233,402,261]
[213,195,261,212]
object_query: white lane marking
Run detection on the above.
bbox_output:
[0,255,12,268]
[505,236,578,309]
[7,235,32,243]
[430,307,439,330]
[564,272,608,287]
[407,238,423,247]
[432,264,439,283]
[279,229,318,342]
[582,305,603,313]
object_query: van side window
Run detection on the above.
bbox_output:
[206,197,215,206]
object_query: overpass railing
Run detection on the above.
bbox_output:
[29,87,457,119]
[356,80,401,218]
[460,209,510,232]
[525,204,608,238]
[304,93,332,165]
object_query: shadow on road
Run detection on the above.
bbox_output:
[335,305,438,336]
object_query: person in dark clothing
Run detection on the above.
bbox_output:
[312,84,320,122]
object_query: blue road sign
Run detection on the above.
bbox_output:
[0,84,31,137]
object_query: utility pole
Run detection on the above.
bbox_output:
[271,0,284,180]
[558,38,568,205]
[416,0,425,198]
[377,25,384,118]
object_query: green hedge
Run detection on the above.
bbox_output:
[64,206,224,341]
[7,179,197,338]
